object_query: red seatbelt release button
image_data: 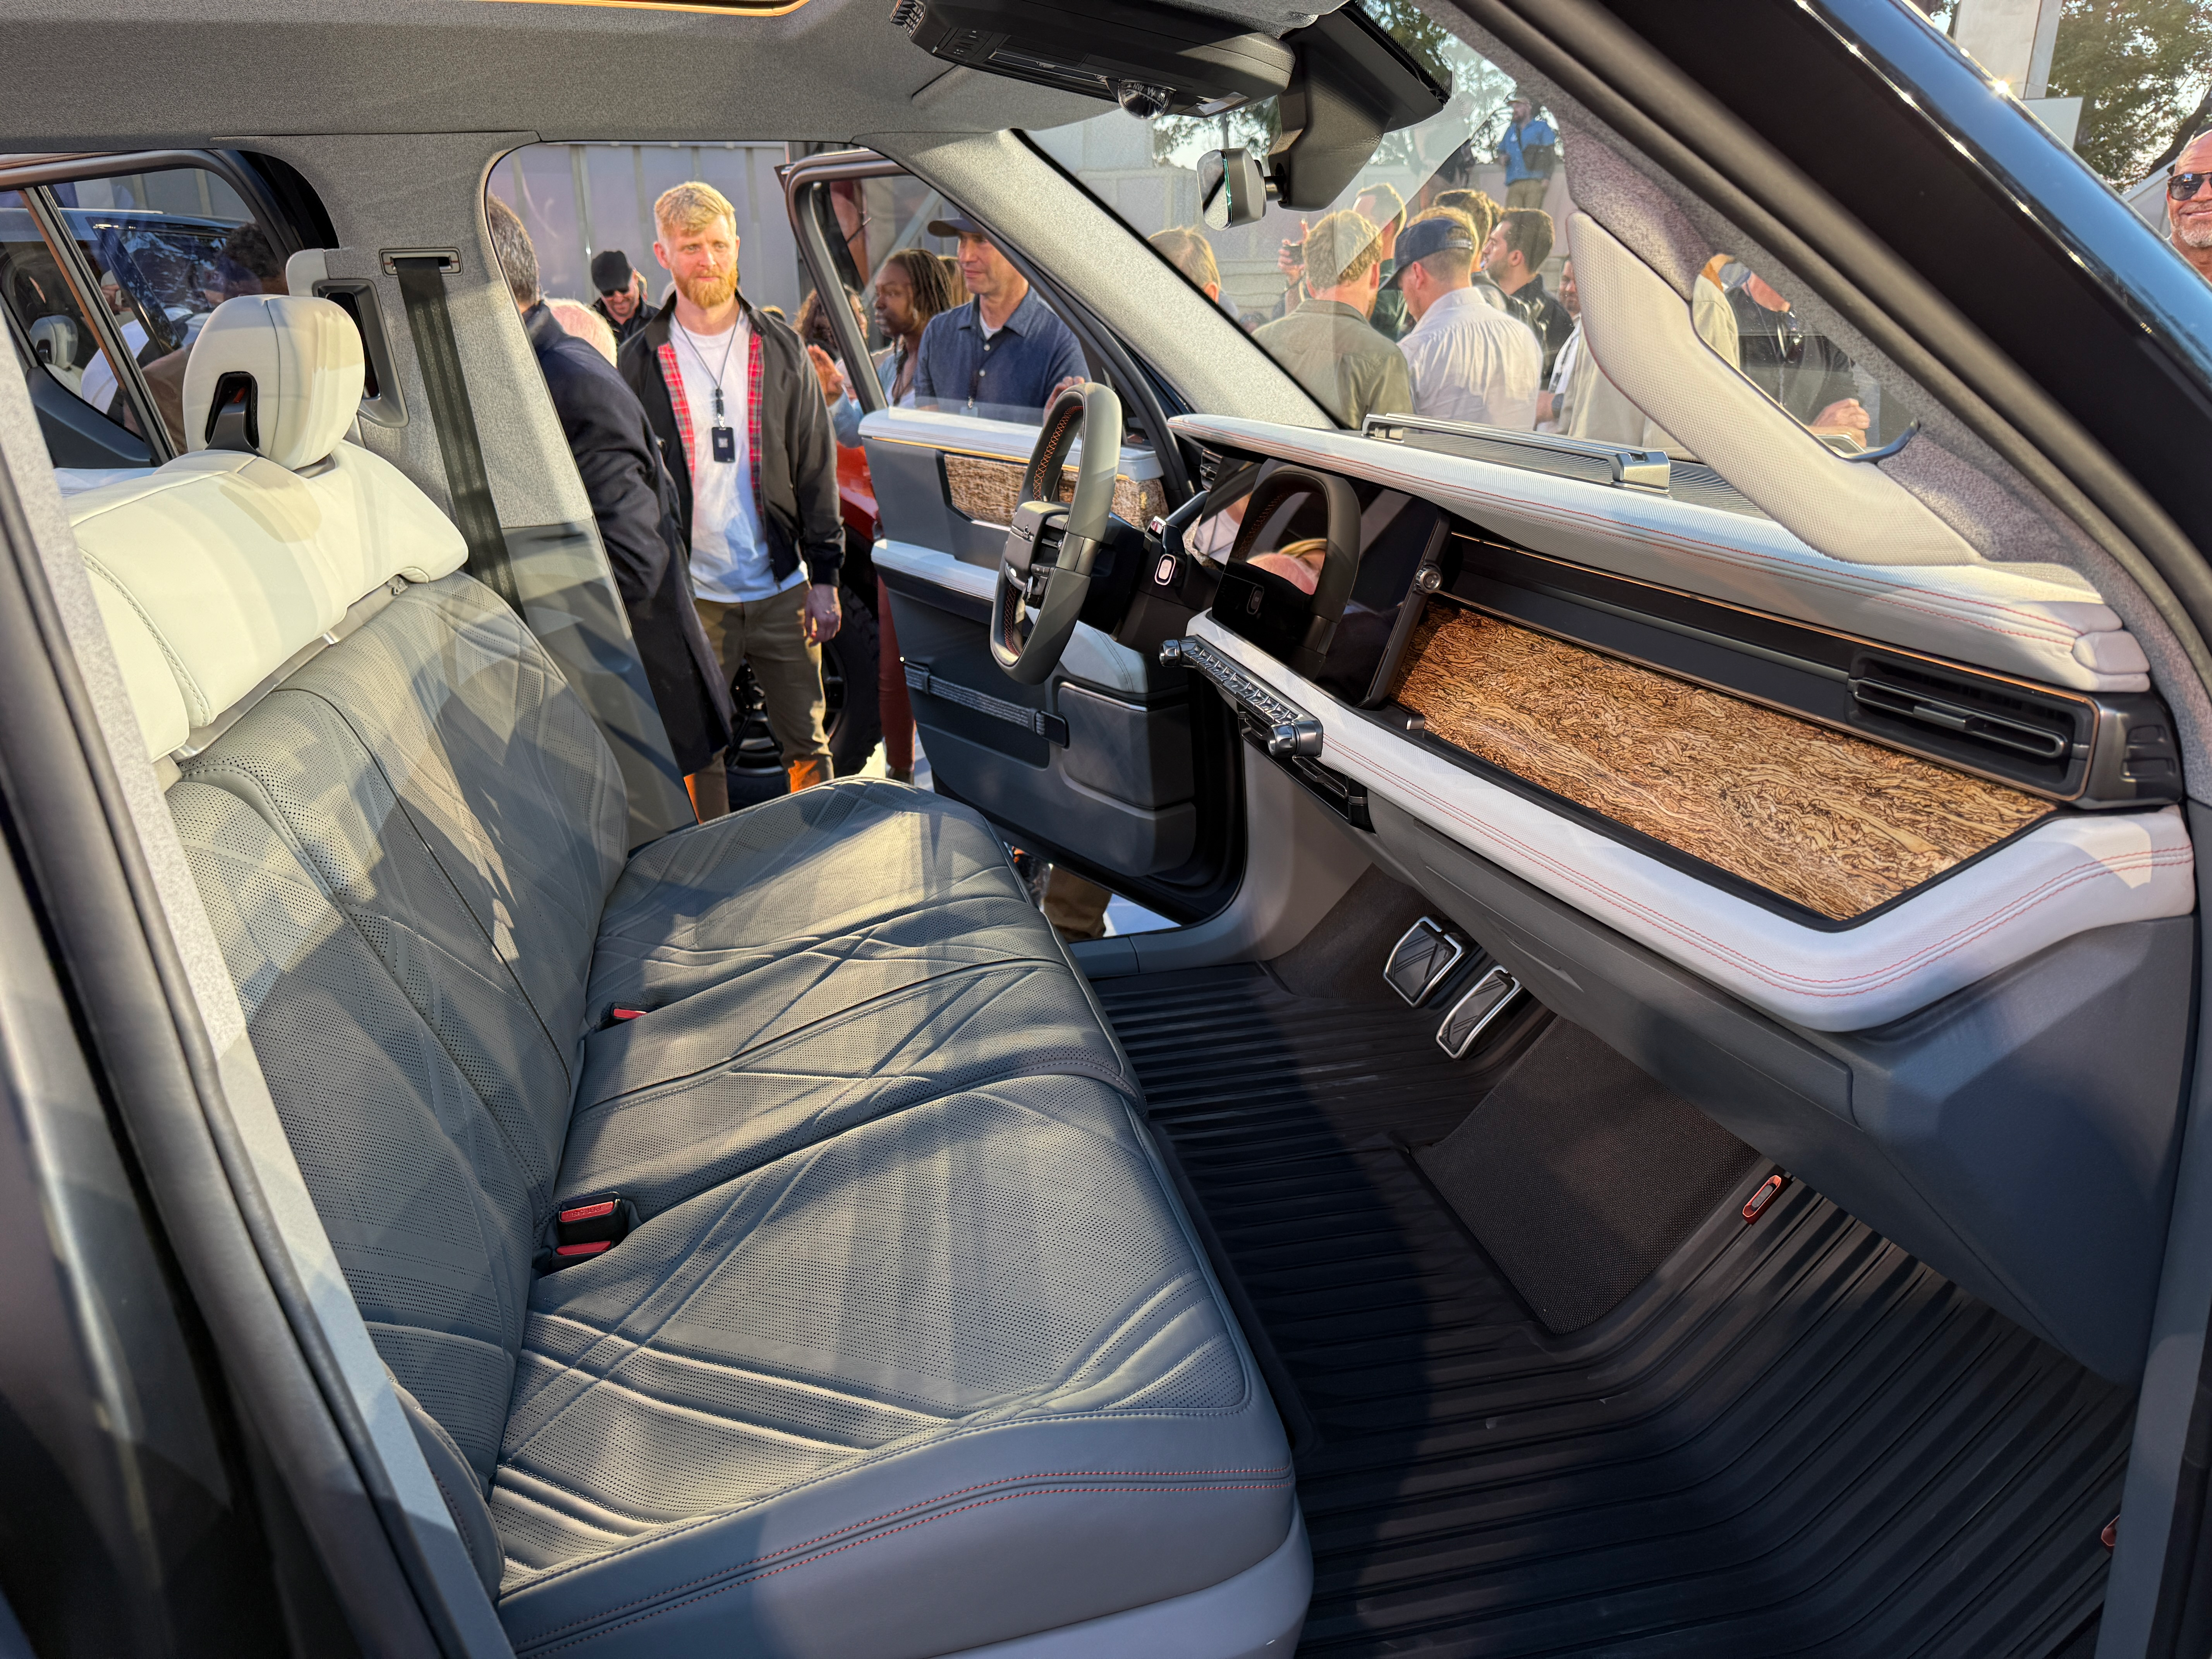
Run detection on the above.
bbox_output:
[1743,1173,1788,1222]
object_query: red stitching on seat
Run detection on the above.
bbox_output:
[526,1480,1291,1654]
[510,1462,1294,1636]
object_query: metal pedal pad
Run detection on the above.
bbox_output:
[1437,966,1522,1058]
[1383,917,1465,1007]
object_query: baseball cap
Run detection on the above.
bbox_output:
[590,249,637,295]
[927,214,988,239]
[1382,216,1477,287]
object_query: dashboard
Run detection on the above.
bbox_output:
[1153,411,2198,1385]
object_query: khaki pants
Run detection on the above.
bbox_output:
[695,582,831,805]
[1506,177,1548,210]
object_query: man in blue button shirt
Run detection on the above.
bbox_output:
[1498,97,1558,211]
[912,215,1088,418]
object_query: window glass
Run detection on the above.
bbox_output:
[47,165,287,452]
[1025,0,1923,462]
[496,143,1101,433]
[1925,0,2212,270]
[3,189,113,411]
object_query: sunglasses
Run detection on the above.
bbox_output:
[2167,171,2212,201]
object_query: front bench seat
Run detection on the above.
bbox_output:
[76,294,1306,1657]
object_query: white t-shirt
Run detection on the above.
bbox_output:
[670,316,794,604]
[1398,285,1543,431]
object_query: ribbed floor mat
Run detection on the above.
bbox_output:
[1098,964,2130,1658]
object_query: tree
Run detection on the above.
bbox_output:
[2046,0,2212,182]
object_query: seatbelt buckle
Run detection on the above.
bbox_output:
[538,1191,638,1272]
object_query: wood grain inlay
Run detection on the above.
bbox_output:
[943,452,1166,531]
[1396,608,2053,919]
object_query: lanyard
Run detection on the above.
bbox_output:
[675,319,739,427]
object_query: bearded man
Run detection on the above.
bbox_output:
[618,180,844,808]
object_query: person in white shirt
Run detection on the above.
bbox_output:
[617,180,845,807]
[1387,212,1542,431]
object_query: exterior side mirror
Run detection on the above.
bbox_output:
[1198,148,1271,228]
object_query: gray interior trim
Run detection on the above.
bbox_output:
[1072,744,1370,979]
[1362,787,2191,1384]
[0,0,1098,147]
[2101,797,2212,1658]
[946,1508,1311,1658]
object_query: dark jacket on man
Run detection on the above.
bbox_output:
[592,293,651,350]
[524,302,734,774]
[1504,275,1575,382]
[617,294,844,589]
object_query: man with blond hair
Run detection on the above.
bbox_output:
[618,180,843,807]
[1252,209,1411,428]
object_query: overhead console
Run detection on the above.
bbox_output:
[889,0,1451,207]
[1159,414,2198,1384]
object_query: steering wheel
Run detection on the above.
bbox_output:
[990,381,1122,685]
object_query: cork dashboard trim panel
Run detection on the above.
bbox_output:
[942,452,1166,531]
[1394,607,2054,920]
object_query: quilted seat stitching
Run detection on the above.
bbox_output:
[504,1458,1295,1635]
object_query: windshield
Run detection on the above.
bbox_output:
[1027,0,1574,434]
[1029,0,2210,450]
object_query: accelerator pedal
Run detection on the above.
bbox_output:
[1436,965,1522,1059]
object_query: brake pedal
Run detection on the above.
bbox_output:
[1436,966,1522,1058]
[1384,917,1466,1007]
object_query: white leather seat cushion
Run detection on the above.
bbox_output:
[182,294,365,470]
[70,445,466,757]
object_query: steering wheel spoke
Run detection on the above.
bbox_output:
[991,383,1123,685]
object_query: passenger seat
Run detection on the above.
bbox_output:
[69,295,1306,1657]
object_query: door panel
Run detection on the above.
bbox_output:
[785,152,1236,918]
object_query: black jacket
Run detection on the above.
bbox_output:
[1504,275,1575,383]
[592,295,651,350]
[525,302,734,774]
[617,295,844,589]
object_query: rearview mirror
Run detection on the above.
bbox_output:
[1198,148,1270,229]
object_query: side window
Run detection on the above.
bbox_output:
[4,187,153,467]
[5,191,104,400]
[49,167,290,453]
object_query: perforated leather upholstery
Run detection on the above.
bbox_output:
[166,591,1296,1650]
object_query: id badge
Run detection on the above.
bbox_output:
[710,424,736,464]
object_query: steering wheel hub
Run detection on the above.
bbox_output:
[990,383,1123,685]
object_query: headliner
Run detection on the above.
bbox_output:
[0,0,1344,150]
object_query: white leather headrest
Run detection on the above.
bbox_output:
[69,444,466,760]
[182,295,364,471]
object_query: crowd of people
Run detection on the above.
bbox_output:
[474,115,2211,930]
[1165,101,1903,460]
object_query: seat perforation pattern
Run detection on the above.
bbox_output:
[496,1084,1243,1582]
[163,572,1297,1656]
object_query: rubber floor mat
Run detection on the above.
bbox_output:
[1099,964,2129,1658]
